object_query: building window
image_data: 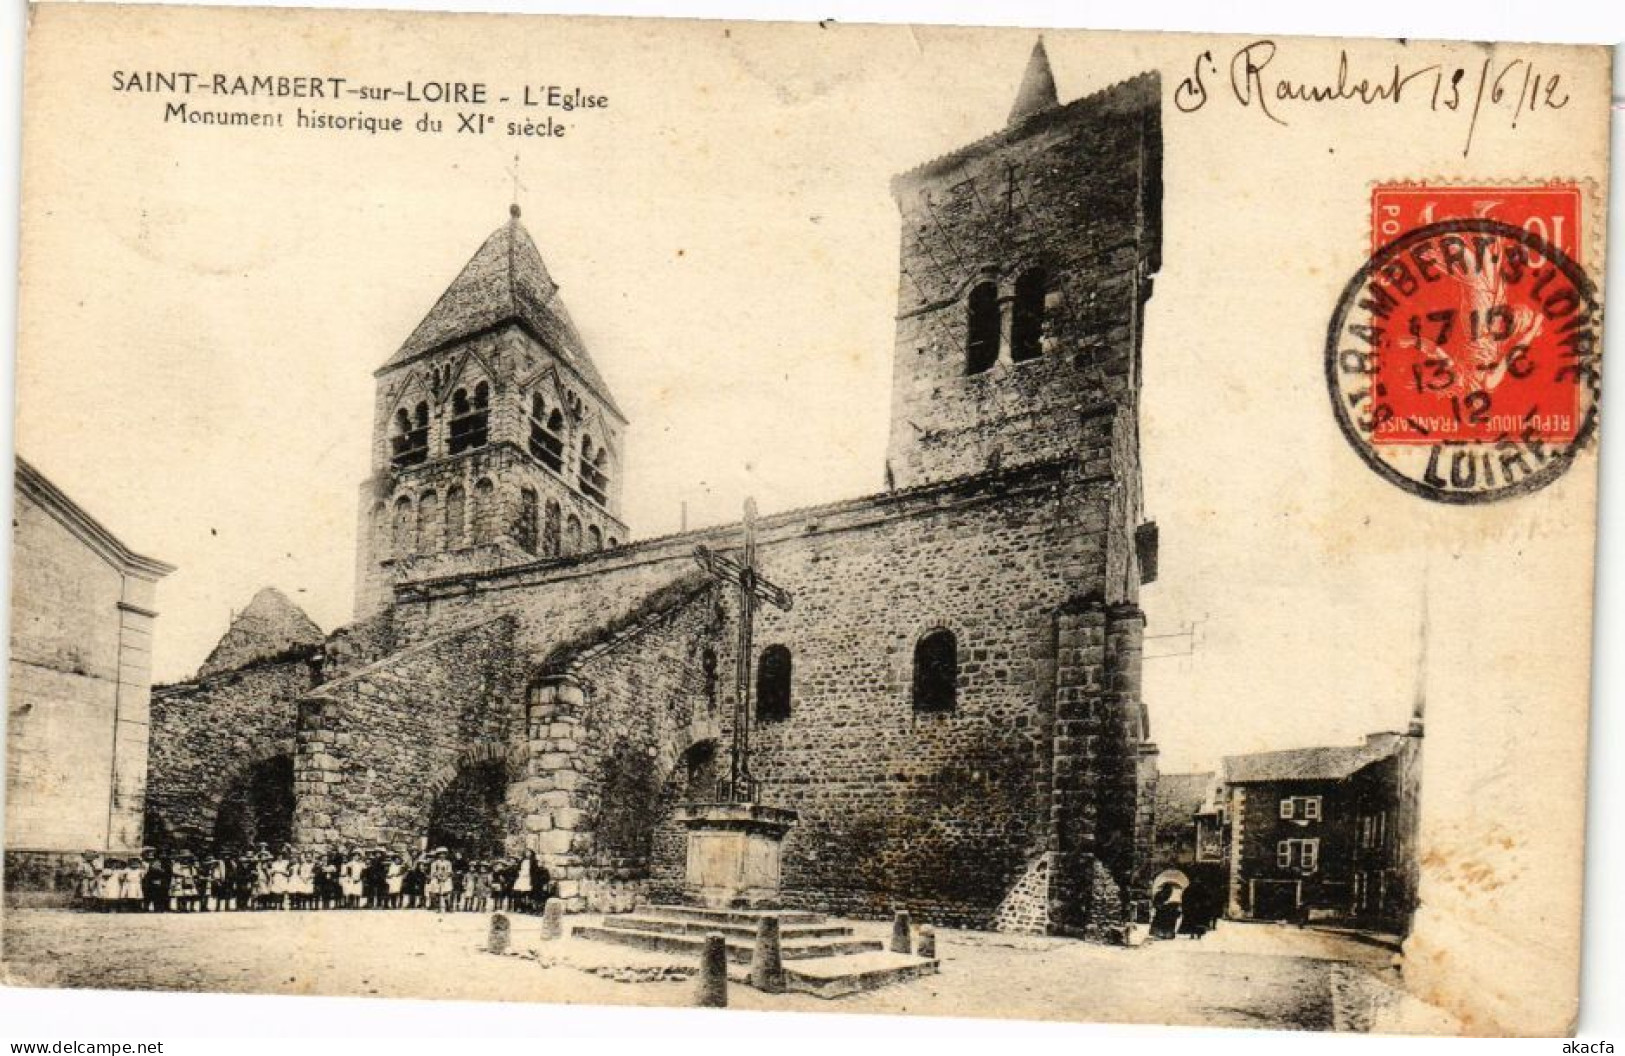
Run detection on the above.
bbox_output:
[912,628,958,713]
[587,524,603,552]
[449,382,490,454]
[1010,268,1046,362]
[517,487,539,554]
[391,402,429,468]
[564,514,582,555]
[543,499,561,557]
[1277,838,1320,873]
[444,485,465,548]
[416,491,440,552]
[965,281,999,375]
[391,495,414,555]
[529,395,566,473]
[1280,795,1322,821]
[580,435,611,507]
[757,645,792,723]
[471,478,495,543]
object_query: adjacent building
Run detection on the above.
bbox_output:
[4,457,174,899]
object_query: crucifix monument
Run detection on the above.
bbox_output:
[678,497,800,908]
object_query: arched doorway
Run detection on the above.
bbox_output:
[213,754,295,854]
[426,755,509,858]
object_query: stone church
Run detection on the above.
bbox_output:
[147,44,1166,938]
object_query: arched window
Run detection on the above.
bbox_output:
[391,495,414,555]
[372,502,388,557]
[912,629,958,713]
[449,382,490,454]
[587,524,603,552]
[1010,268,1046,362]
[391,401,429,468]
[543,499,562,557]
[966,281,1000,375]
[444,485,466,548]
[517,487,539,554]
[471,478,495,543]
[416,491,440,553]
[757,645,792,723]
[579,435,611,507]
[564,514,582,555]
[606,536,619,549]
[529,395,566,473]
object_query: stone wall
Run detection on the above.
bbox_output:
[886,73,1161,492]
[6,474,166,873]
[292,615,526,852]
[146,653,318,852]
[384,457,1145,929]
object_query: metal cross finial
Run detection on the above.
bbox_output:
[506,153,528,211]
[693,497,794,803]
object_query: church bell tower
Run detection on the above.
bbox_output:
[354,205,628,618]
[885,41,1162,492]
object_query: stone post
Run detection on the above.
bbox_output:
[917,925,936,959]
[890,910,913,954]
[696,932,728,1008]
[540,897,564,940]
[750,916,784,993]
[488,913,510,954]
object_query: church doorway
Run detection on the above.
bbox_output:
[425,756,508,858]
[213,753,295,854]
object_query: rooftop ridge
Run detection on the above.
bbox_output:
[891,69,1158,193]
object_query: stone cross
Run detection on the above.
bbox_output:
[693,497,794,803]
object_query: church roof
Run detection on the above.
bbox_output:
[1007,38,1059,126]
[198,586,325,679]
[382,206,622,419]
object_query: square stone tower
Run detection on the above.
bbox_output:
[354,206,629,617]
[885,43,1162,494]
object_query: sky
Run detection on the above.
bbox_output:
[14,9,1607,772]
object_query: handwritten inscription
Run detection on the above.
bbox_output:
[1174,41,1569,157]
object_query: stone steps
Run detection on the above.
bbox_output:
[572,923,884,964]
[780,951,942,999]
[636,903,826,927]
[598,914,854,942]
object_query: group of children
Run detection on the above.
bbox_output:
[75,845,553,914]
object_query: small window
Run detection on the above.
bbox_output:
[1277,840,1292,868]
[444,485,466,548]
[1280,798,1294,820]
[965,281,999,375]
[606,536,619,549]
[517,488,539,554]
[580,435,611,507]
[1303,797,1322,821]
[564,514,582,555]
[449,383,490,454]
[471,478,496,544]
[543,499,562,557]
[1010,268,1045,362]
[757,645,792,723]
[416,491,440,552]
[1301,838,1319,873]
[529,396,566,473]
[587,524,603,552]
[391,401,429,468]
[912,628,958,713]
[391,495,413,555]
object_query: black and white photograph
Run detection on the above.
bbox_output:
[1,4,1616,1041]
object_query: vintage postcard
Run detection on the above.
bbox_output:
[2,4,1610,1038]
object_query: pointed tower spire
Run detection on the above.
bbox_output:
[1008,38,1059,127]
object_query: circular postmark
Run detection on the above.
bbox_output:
[1326,217,1602,504]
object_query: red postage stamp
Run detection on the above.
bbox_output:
[1326,183,1601,503]
[1368,185,1585,447]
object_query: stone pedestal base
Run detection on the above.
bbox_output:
[675,802,797,909]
